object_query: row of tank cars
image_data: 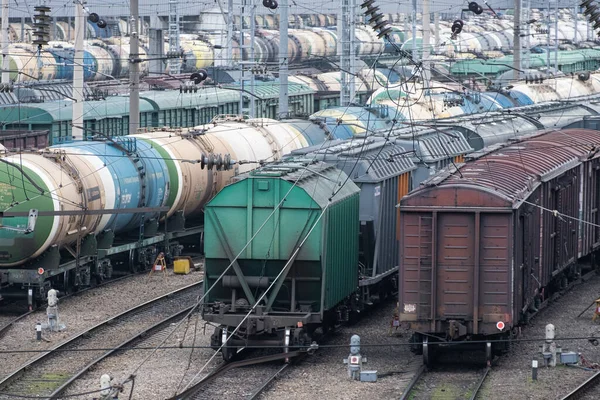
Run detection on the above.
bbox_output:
[4,68,600,148]
[2,8,599,83]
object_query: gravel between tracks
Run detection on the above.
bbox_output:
[261,301,419,400]
[480,274,600,400]
[0,268,203,381]
[61,311,215,400]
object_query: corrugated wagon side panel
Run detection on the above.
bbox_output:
[400,212,433,322]
[435,213,475,321]
[478,213,512,334]
[324,194,360,310]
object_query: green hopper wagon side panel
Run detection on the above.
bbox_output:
[204,162,360,314]
[323,196,360,310]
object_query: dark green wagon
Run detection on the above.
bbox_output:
[202,161,360,360]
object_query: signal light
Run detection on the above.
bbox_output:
[451,20,463,38]
[190,69,208,84]
[88,13,100,23]
[262,0,278,9]
[468,2,483,15]
[88,12,107,29]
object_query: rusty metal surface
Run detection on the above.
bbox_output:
[404,129,600,208]
[399,128,600,336]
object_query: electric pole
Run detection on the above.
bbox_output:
[1,0,9,84]
[72,0,85,140]
[339,0,355,106]
[129,0,140,135]
[278,0,288,118]
[422,0,430,84]
[513,0,521,81]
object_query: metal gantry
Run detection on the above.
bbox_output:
[168,0,181,74]
[239,0,256,117]
[338,0,356,107]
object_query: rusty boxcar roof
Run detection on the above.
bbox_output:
[402,128,600,208]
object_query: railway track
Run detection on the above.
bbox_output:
[0,274,136,339]
[561,370,600,400]
[169,351,305,400]
[0,280,203,399]
[400,364,490,400]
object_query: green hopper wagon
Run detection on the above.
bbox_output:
[202,161,360,360]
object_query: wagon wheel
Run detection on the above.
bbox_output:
[423,336,436,367]
[128,249,139,273]
[222,345,237,362]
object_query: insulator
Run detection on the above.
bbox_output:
[584,4,598,15]
[360,0,376,9]
[581,0,595,8]
[369,13,384,25]
[97,19,107,29]
[377,26,392,39]
[475,5,483,14]
[364,5,380,16]
[372,20,388,32]
[268,0,278,9]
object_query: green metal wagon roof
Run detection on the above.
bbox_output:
[139,89,240,110]
[224,80,315,99]
[248,161,359,208]
[0,96,155,123]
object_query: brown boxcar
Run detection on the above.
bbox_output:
[0,130,49,150]
[399,128,600,365]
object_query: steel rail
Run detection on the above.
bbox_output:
[470,367,491,400]
[168,351,304,400]
[399,364,426,400]
[561,370,600,400]
[49,304,196,399]
[247,353,310,400]
[0,280,202,395]
[399,365,490,400]
[0,274,135,339]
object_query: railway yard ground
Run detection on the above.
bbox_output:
[479,273,600,400]
[0,265,203,387]
[2,270,600,399]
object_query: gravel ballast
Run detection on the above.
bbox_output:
[480,274,600,400]
[0,269,203,381]
[262,301,419,400]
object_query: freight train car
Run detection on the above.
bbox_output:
[398,128,600,367]
[203,162,361,360]
[0,83,315,144]
[201,136,458,361]
[0,118,314,306]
